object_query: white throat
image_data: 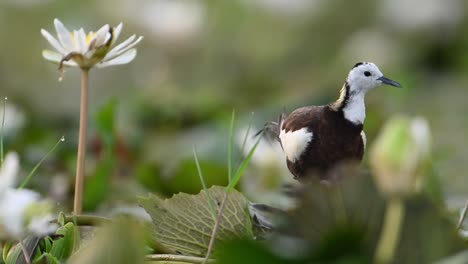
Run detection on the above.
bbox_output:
[343,91,366,124]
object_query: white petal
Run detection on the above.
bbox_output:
[103,33,112,45]
[0,152,19,194]
[104,35,142,61]
[72,30,82,52]
[42,50,61,63]
[54,18,74,52]
[42,50,78,67]
[40,29,67,54]
[28,215,58,237]
[97,49,137,68]
[0,189,39,239]
[77,28,88,54]
[111,23,123,44]
[115,36,143,54]
[109,34,136,54]
[94,24,110,47]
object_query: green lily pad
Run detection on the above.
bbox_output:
[139,186,253,256]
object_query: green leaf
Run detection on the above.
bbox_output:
[5,243,22,264]
[136,162,163,192]
[138,186,253,256]
[34,253,60,264]
[83,158,113,211]
[2,241,13,262]
[49,222,76,260]
[193,146,216,220]
[8,237,42,264]
[43,237,54,253]
[94,98,118,148]
[167,159,228,194]
[227,134,261,192]
[68,218,145,264]
[83,98,118,211]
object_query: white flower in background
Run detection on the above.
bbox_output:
[379,0,463,31]
[237,126,296,209]
[0,152,57,239]
[105,0,204,44]
[339,30,400,67]
[0,101,27,139]
[27,214,58,236]
[0,189,41,238]
[0,152,19,194]
[370,116,431,197]
[41,19,143,69]
[237,127,285,169]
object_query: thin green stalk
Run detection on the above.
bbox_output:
[146,254,214,263]
[237,112,254,168]
[203,192,228,264]
[227,134,261,192]
[18,136,64,189]
[227,110,235,183]
[0,97,6,167]
[457,199,468,229]
[74,69,89,215]
[204,113,261,263]
[374,198,405,264]
[193,146,216,220]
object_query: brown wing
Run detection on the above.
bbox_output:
[281,106,324,133]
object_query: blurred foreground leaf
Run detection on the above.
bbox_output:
[69,218,145,264]
[271,166,464,263]
[139,186,253,256]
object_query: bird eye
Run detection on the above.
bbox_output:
[364,71,371,77]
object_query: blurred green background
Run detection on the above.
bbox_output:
[0,0,467,212]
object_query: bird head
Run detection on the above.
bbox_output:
[346,62,401,94]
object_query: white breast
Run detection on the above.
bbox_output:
[343,92,366,124]
[279,127,313,162]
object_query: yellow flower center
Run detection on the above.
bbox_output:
[69,31,97,47]
[86,32,96,45]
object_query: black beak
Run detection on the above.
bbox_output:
[377,76,402,88]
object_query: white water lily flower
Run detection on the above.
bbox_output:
[41,18,143,69]
[0,152,58,239]
[27,214,58,237]
[0,189,41,239]
[0,152,19,194]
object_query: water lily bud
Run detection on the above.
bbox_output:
[370,116,431,197]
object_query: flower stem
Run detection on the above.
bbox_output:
[74,69,89,215]
[374,198,405,264]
